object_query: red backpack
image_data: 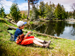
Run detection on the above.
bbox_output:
[16,34,24,44]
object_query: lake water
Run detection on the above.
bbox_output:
[26,21,75,40]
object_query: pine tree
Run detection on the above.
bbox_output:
[73,10,75,19]
[68,12,73,18]
[45,2,51,19]
[72,3,75,19]
[39,1,45,19]
[65,11,68,19]
[54,3,62,20]
[54,3,66,20]
[61,5,66,20]
[30,6,39,21]
[45,2,55,20]
[0,6,5,18]
[10,3,21,22]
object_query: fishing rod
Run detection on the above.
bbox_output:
[31,22,46,31]
[26,22,45,36]
[25,22,46,36]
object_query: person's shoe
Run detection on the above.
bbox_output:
[42,40,48,44]
[44,40,48,44]
[43,40,51,48]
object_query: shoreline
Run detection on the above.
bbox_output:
[0,19,75,56]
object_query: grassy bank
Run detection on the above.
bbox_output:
[0,20,75,56]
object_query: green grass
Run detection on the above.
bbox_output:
[0,20,75,56]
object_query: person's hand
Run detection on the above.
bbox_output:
[28,31,32,34]
[24,31,32,39]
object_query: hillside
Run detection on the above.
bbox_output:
[0,19,75,56]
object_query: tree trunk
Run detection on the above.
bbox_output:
[27,0,30,19]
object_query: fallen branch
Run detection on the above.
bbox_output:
[5,23,61,39]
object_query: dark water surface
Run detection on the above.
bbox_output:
[26,21,75,40]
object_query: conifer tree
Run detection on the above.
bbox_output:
[30,6,39,21]
[10,3,21,22]
[54,3,62,20]
[72,3,75,19]
[68,12,73,18]
[73,10,75,19]
[39,1,45,19]
[54,3,67,20]
[45,2,51,19]
[45,2,55,19]
[61,5,66,19]
[0,6,5,18]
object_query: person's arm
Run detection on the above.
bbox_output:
[24,31,31,39]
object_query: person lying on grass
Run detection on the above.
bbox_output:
[14,21,51,48]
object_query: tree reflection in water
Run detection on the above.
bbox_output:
[26,21,75,40]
